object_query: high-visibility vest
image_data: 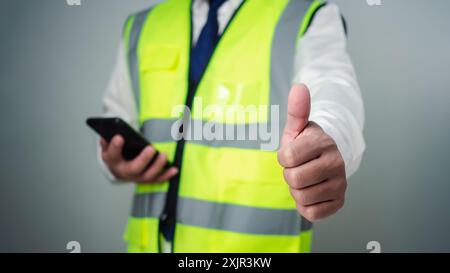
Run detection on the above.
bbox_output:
[122,0,324,253]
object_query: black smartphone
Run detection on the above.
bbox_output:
[86,117,172,168]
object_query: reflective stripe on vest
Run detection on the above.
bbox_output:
[131,192,312,235]
[122,0,324,253]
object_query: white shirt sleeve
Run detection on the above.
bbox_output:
[97,40,138,182]
[293,3,366,178]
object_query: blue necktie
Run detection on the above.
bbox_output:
[190,0,228,83]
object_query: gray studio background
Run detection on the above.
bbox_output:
[1,0,449,252]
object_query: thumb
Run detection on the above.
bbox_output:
[281,84,311,147]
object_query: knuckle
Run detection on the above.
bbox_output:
[277,150,284,165]
[305,123,323,139]
[143,147,155,159]
[323,151,336,168]
[283,168,301,188]
[156,158,166,169]
[148,149,157,159]
[296,205,304,218]
[159,153,168,162]
[321,149,343,174]
[279,146,296,167]
[320,134,336,151]
[337,181,347,199]
[311,124,323,135]
[101,152,109,162]
[302,123,316,136]
[283,168,290,183]
[329,179,347,199]
[297,191,310,206]
[304,207,320,222]
[341,179,348,193]
[330,179,342,193]
[330,149,345,169]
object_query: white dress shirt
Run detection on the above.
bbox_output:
[100,0,366,180]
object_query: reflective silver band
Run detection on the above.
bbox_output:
[141,118,278,150]
[131,192,312,235]
[270,0,311,142]
[127,8,152,113]
[131,191,166,219]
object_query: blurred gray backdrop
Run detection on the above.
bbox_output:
[1,0,449,252]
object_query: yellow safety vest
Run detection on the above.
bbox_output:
[122,0,325,253]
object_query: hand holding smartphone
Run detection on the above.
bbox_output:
[86,117,177,182]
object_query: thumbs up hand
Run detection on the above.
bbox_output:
[278,84,347,222]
